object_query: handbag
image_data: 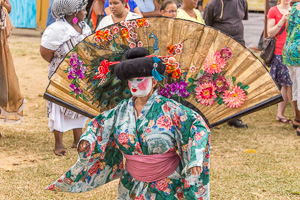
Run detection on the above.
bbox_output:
[260,26,285,66]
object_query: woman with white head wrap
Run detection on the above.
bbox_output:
[40,0,91,156]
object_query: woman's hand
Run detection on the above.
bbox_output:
[77,140,90,152]
[280,12,289,23]
[190,166,202,176]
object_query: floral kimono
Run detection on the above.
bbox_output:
[46,90,211,200]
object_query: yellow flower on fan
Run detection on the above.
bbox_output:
[203,52,226,74]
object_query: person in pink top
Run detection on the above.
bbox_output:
[267,0,297,125]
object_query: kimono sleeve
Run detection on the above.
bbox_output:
[172,104,210,171]
[171,103,211,199]
[45,105,125,193]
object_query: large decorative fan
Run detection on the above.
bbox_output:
[44,17,281,127]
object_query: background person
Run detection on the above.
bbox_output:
[197,0,203,15]
[134,0,162,17]
[267,0,295,124]
[176,0,205,24]
[91,0,105,30]
[40,0,91,156]
[104,0,142,16]
[0,0,25,125]
[46,0,55,27]
[96,0,141,30]
[160,0,177,18]
[283,1,300,136]
[203,0,248,128]
[250,0,279,52]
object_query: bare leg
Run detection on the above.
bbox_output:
[294,101,300,136]
[287,86,297,119]
[53,130,66,156]
[72,128,83,148]
[295,101,300,121]
[276,86,288,119]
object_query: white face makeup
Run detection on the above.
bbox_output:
[128,77,153,97]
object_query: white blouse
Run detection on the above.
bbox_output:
[41,19,91,51]
[96,12,142,30]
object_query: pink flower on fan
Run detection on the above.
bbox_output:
[189,65,196,73]
[131,21,138,27]
[175,48,182,54]
[203,52,226,74]
[113,26,119,33]
[214,76,228,93]
[195,82,217,106]
[222,85,246,108]
[128,27,134,34]
[137,41,143,47]
[129,42,136,49]
[220,47,232,60]
[226,76,234,90]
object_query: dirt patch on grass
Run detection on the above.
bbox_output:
[0,151,40,170]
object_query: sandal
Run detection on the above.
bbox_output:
[53,148,66,156]
[276,116,292,124]
[293,119,300,129]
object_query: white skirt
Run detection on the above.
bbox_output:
[48,103,88,133]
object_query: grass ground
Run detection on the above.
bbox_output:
[0,35,299,200]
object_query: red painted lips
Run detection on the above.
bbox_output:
[132,88,137,92]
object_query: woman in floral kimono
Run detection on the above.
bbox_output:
[46,47,211,200]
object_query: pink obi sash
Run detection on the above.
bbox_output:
[124,151,180,182]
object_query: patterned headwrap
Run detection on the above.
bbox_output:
[51,0,88,19]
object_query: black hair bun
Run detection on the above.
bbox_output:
[125,47,149,59]
[115,47,166,80]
